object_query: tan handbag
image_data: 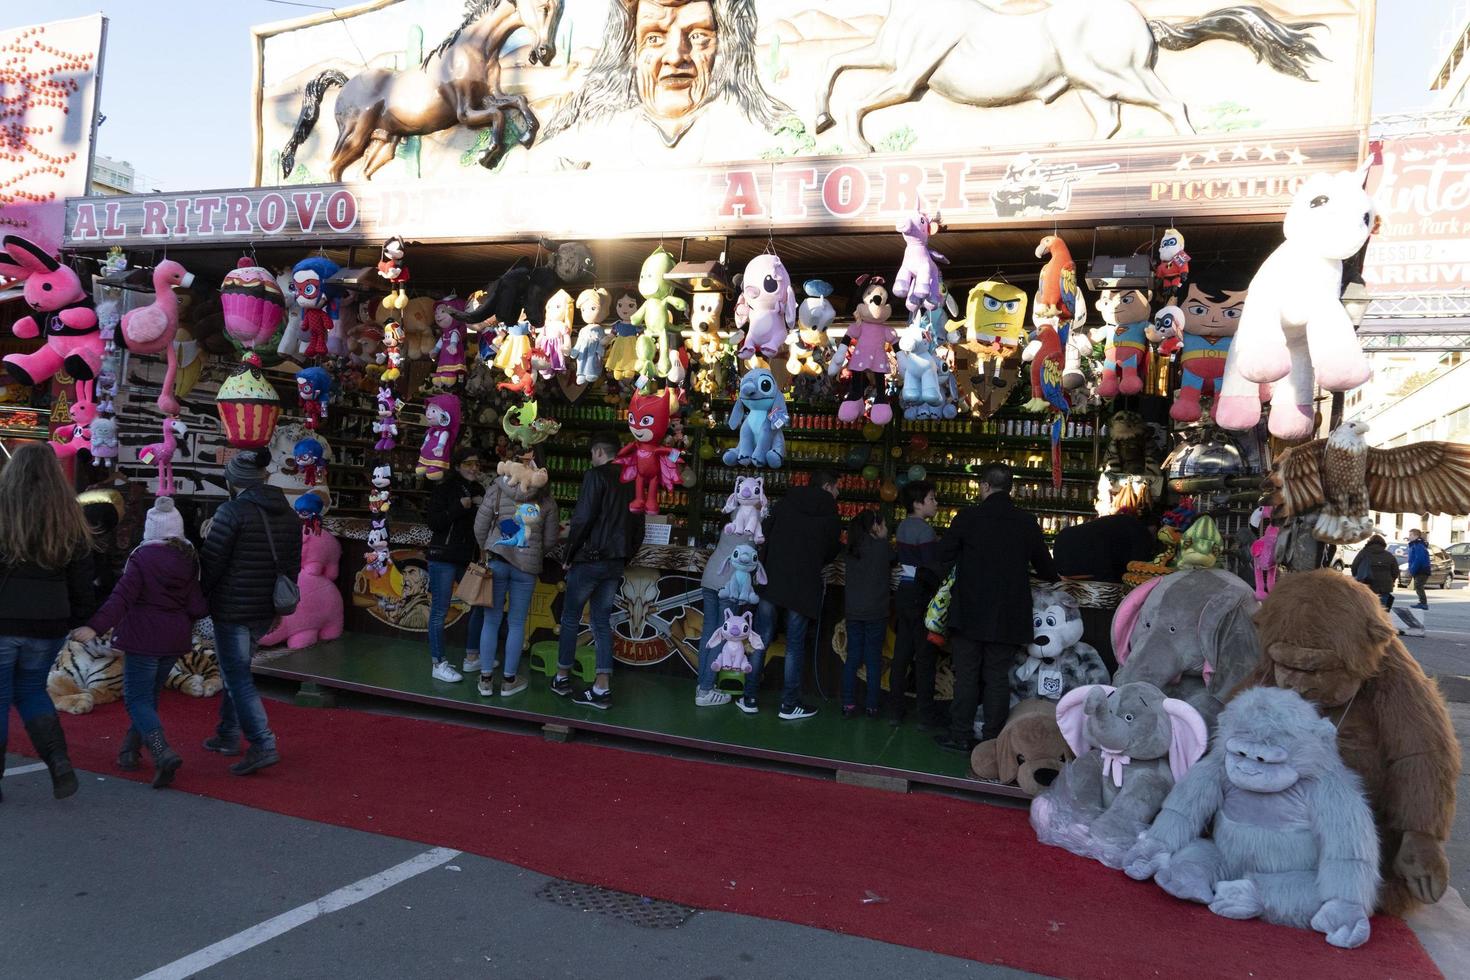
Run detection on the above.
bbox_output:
[454,555,495,606]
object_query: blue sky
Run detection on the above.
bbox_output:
[0,0,1458,191]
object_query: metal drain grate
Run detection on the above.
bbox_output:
[535,880,696,929]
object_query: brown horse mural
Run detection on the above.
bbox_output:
[280,0,564,181]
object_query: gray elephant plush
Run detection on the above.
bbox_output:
[1030,681,1208,868]
[1111,568,1262,727]
[1123,687,1379,948]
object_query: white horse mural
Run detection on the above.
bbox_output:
[814,0,1327,150]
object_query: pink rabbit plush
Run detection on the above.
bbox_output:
[0,235,101,386]
[708,608,764,674]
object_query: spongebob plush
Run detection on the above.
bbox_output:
[958,280,1029,387]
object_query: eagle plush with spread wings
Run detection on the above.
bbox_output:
[1267,420,1470,545]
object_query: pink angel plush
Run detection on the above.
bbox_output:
[708,608,764,674]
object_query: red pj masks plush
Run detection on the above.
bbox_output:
[617,390,681,514]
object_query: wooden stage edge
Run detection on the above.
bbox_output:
[253,659,1031,802]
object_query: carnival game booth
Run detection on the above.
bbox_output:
[42,0,1433,798]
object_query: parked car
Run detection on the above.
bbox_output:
[1446,542,1470,575]
[1387,541,1455,590]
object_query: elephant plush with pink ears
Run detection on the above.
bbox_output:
[1215,169,1377,439]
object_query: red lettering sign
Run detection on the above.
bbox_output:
[822,165,869,218]
[257,192,287,233]
[222,195,253,234]
[290,190,324,233]
[324,189,357,231]
[140,199,168,237]
[718,170,765,218]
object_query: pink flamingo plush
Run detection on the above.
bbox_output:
[1251,506,1281,600]
[121,260,194,414]
[139,418,188,496]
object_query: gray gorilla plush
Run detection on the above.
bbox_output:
[1030,681,1208,868]
[1124,687,1379,948]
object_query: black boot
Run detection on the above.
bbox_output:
[229,742,280,776]
[24,714,78,799]
[143,729,182,789]
[117,729,142,771]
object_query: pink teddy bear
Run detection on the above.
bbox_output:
[707,608,764,674]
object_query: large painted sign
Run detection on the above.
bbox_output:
[67,129,1358,247]
[1362,134,1470,295]
[0,15,106,252]
[253,0,1372,187]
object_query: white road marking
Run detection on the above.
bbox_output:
[5,763,48,776]
[133,847,461,980]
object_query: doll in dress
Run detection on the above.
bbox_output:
[838,275,898,425]
[430,296,469,388]
[415,394,461,481]
[534,289,573,379]
[605,289,643,382]
[572,287,612,385]
[493,319,534,382]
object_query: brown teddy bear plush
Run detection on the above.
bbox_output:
[971,698,1074,797]
[1239,569,1459,916]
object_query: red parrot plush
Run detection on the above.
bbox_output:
[1029,235,1078,490]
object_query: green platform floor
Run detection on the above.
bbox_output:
[254,635,1025,799]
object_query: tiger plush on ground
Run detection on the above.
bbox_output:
[47,634,123,714]
[167,619,223,698]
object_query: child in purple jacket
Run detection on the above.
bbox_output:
[73,497,207,788]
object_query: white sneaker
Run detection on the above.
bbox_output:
[462,654,482,673]
[499,675,528,696]
[695,688,732,707]
[476,675,495,697]
[431,661,464,683]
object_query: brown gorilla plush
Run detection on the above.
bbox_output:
[1239,570,1459,916]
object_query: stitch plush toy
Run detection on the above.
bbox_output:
[723,368,788,468]
[1124,688,1379,949]
[737,253,797,360]
[838,275,898,425]
[1092,288,1151,398]
[891,210,948,316]
[295,366,333,430]
[1014,587,1110,702]
[496,501,542,548]
[1216,169,1377,439]
[707,608,764,674]
[0,235,101,386]
[430,296,469,388]
[572,287,611,385]
[1030,681,1209,868]
[416,394,461,481]
[722,476,769,543]
[631,248,687,378]
[617,390,681,513]
[289,257,340,359]
[719,543,767,606]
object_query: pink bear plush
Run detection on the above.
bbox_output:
[261,529,344,649]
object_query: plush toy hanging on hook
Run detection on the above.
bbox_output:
[724,368,788,468]
[630,248,687,386]
[290,256,340,359]
[1026,235,1080,490]
[617,388,682,514]
[378,236,410,310]
[736,253,796,360]
[296,366,333,430]
[891,210,948,318]
[139,418,188,497]
[0,235,102,388]
[837,275,897,426]
[416,393,461,481]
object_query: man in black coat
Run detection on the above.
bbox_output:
[558,433,642,710]
[200,449,302,775]
[745,470,842,720]
[936,463,1058,751]
[425,448,485,680]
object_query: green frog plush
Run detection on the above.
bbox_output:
[1176,515,1223,570]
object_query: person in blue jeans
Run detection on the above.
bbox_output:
[0,444,96,802]
[200,450,301,776]
[746,471,842,720]
[694,528,755,707]
[426,450,487,683]
[473,451,558,697]
[840,510,893,718]
[556,434,641,710]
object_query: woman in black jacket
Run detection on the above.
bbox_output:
[425,448,485,682]
[0,444,96,801]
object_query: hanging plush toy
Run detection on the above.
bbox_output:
[1250,506,1280,599]
[293,491,326,534]
[722,475,769,543]
[364,519,393,580]
[292,437,327,486]
[960,280,1028,387]
[295,366,333,430]
[377,236,410,310]
[377,320,404,382]
[604,289,643,383]
[502,399,561,450]
[723,368,788,468]
[290,257,340,359]
[497,347,537,396]
[1092,287,1151,398]
[571,287,611,385]
[492,318,534,383]
[708,608,764,674]
[374,386,400,451]
[416,394,461,481]
[736,253,797,360]
[1217,169,1377,439]
[399,296,438,361]
[221,257,287,354]
[430,296,468,388]
[1154,227,1190,301]
[368,464,392,515]
[1168,282,1244,422]
[838,275,897,425]
[119,259,195,415]
[0,235,101,387]
[891,211,948,316]
[630,248,687,380]
[1027,236,1080,490]
[897,285,958,420]
[534,289,573,379]
[139,418,188,497]
[616,389,681,514]
[688,289,729,394]
[718,544,766,606]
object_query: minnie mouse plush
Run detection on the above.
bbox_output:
[838,275,897,425]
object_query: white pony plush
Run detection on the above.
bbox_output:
[1215,169,1376,439]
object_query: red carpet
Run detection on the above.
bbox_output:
[17,694,1440,980]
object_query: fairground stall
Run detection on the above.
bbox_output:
[30,0,1437,797]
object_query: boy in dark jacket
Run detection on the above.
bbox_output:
[746,471,842,719]
[1353,534,1400,611]
[888,480,942,727]
[936,463,1058,751]
[199,450,301,776]
[425,448,485,680]
[75,497,206,788]
[557,434,642,709]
